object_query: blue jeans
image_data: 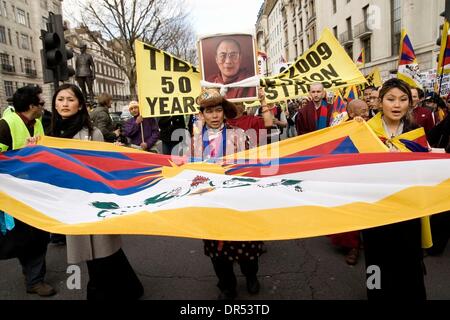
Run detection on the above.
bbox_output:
[18,251,47,288]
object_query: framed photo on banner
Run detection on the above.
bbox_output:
[198,33,258,102]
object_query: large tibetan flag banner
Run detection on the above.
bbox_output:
[1,122,450,241]
[437,20,450,76]
[397,30,423,89]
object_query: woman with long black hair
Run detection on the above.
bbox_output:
[50,84,143,300]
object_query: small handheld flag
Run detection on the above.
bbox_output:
[356,48,365,67]
[397,30,423,89]
[437,21,450,77]
[345,86,358,102]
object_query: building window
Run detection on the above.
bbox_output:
[20,33,29,50]
[24,58,32,71]
[19,57,23,72]
[1,1,6,16]
[7,28,11,45]
[391,0,401,56]
[311,25,316,44]
[41,16,48,30]
[0,25,6,43]
[0,52,9,65]
[16,8,27,25]
[309,0,315,18]
[332,0,337,14]
[345,44,353,60]
[346,17,352,38]
[4,81,14,97]
[363,5,369,22]
[362,37,371,63]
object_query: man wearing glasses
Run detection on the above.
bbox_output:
[0,85,56,297]
[207,38,256,99]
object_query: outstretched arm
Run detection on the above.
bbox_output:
[258,88,274,128]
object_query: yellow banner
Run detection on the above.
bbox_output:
[260,28,367,102]
[438,20,450,76]
[135,40,202,117]
[363,67,383,88]
[135,29,367,117]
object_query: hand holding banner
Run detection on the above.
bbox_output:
[135,28,367,117]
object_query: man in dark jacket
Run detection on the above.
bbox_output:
[90,93,120,142]
[158,115,186,155]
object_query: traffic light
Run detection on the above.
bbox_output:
[40,13,75,85]
[40,14,62,84]
[59,20,75,81]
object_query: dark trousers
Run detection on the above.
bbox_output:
[161,141,174,155]
[18,251,46,289]
[162,140,184,156]
[362,219,426,300]
[76,76,94,101]
[86,248,143,300]
[211,257,259,292]
[428,211,450,255]
[0,219,49,289]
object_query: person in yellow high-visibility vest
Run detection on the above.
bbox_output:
[0,85,56,297]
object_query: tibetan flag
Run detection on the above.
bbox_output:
[367,113,428,152]
[329,93,348,126]
[225,120,387,162]
[398,30,423,89]
[1,122,450,241]
[257,51,268,76]
[333,92,346,114]
[345,85,358,102]
[437,20,450,76]
[0,139,449,241]
[356,48,365,68]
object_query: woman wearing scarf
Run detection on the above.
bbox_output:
[194,88,265,300]
[50,84,143,300]
[363,78,430,300]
